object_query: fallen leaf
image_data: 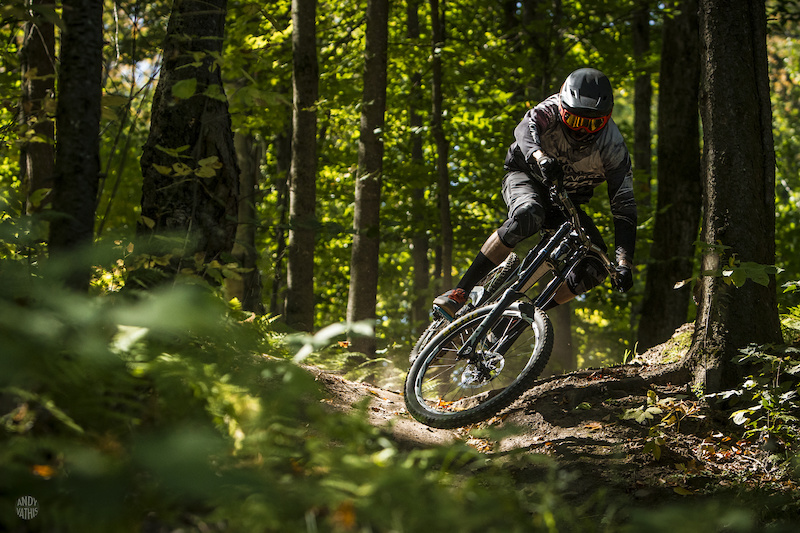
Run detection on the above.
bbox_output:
[331,500,357,531]
[32,465,56,479]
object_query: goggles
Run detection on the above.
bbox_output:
[559,107,610,134]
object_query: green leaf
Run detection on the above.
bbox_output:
[172,162,193,176]
[155,144,191,157]
[198,156,220,167]
[153,164,173,176]
[101,106,118,121]
[195,166,217,178]
[731,409,752,425]
[643,440,661,460]
[172,78,198,99]
[102,94,129,107]
[203,84,228,102]
[29,188,51,208]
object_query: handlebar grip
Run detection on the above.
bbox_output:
[609,269,624,292]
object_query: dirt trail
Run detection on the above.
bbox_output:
[305,331,792,503]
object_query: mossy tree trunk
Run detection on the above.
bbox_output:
[20,0,56,215]
[139,0,239,276]
[684,0,782,393]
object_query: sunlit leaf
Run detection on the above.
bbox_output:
[171,78,197,99]
[153,164,172,176]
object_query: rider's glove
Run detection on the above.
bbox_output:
[614,264,634,293]
[536,155,563,189]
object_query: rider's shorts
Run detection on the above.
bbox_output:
[500,170,609,295]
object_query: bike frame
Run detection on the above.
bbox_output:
[455,185,619,362]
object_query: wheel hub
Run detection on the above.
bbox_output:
[455,352,505,388]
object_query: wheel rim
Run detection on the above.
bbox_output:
[413,309,543,415]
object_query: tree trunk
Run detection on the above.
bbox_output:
[230,132,265,314]
[632,0,652,206]
[20,0,55,214]
[430,0,452,289]
[346,0,389,355]
[637,0,702,350]
[520,0,564,100]
[407,0,430,336]
[544,303,575,376]
[685,0,782,392]
[270,129,291,318]
[140,0,239,275]
[49,0,103,291]
[285,0,319,332]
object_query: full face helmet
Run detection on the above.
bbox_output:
[558,68,614,141]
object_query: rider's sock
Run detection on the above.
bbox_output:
[456,252,496,293]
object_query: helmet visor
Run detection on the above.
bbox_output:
[559,107,610,133]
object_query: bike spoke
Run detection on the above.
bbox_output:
[414,309,541,414]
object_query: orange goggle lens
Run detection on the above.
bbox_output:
[559,108,610,133]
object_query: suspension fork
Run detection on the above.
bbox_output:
[455,221,572,361]
[534,247,588,308]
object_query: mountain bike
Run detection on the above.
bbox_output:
[404,184,623,429]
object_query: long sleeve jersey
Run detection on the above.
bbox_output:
[504,94,638,263]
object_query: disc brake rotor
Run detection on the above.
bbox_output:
[453,352,506,388]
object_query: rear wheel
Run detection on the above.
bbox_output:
[404,302,553,428]
[409,316,448,363]
[472,252,520,306]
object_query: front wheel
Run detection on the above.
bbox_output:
[404,302,553,429]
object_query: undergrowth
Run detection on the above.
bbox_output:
[0,234,612,532]
[2,219,799,531]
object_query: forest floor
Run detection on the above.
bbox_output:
[305,324,799,518]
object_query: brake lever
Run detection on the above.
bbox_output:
[548,184,566,202]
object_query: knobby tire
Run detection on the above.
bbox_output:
[404,303,554,429]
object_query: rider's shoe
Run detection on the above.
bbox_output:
[433,288,468,321]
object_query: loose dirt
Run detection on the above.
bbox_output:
[305,325,797,508]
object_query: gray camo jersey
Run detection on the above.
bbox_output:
[503,94,638,262]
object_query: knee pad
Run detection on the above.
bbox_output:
[497,202,544,247]
[566,255,608,295]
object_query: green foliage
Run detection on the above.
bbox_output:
[724,344,800,454]
[1,0,799,364]
[2,2,800,528]
[702,306,800,471]
[0,244,620,532]
[622,390,705,461]
[770,18,800,311]
[700,248,784,289]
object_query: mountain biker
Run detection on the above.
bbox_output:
[433,67,638,320]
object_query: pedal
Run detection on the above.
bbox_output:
[433,305,455,322]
